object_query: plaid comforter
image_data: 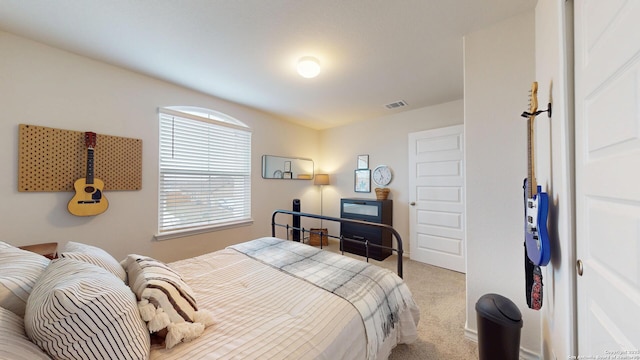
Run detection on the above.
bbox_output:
[229,237,417,360]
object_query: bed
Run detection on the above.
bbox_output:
[0,211,419,360]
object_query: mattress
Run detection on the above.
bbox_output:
[150,240,419,359]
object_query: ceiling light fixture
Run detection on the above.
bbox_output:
[297,56,321,78]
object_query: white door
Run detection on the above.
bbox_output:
[575,0,640,355]
[408,125,465,273]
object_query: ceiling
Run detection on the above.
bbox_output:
[0,0,534,130]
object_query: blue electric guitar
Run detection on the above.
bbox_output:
[522,82,550,266]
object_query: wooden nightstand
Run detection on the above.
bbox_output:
[18,242,58,259]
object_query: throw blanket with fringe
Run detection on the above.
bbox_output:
[229,237,416,360]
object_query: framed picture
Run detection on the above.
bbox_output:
[354,169,371,193]
[357,154,369,169]
[283,171,293,179]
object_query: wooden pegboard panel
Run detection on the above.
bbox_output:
[18,124,142,192]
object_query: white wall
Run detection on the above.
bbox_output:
[464,10,541,359]
[0,29,463,264]
[536,1,576,359]
[0,31,321,262]
[318,100,464,254]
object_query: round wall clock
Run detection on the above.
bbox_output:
[372,165,393,186]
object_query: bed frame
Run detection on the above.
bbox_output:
[271,210,404,278]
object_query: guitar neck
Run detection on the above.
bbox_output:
[86,148,95,185]
[527,82,539,198]
[527,116,537,197]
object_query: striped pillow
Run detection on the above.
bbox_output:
[60,241,127,282]
[122,254,213,348]
[0,306,51,359]
[123,254,198,323]
[0,306,50,359]
[0,245,50,316]
[24,258,150,360]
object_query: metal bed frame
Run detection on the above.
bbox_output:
[271,210,404,278]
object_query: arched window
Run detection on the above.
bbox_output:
[156,106,252,239]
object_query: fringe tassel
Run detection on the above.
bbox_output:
[147,308,171,333]
[137,300,156,322]
[165,322,205,349]
[193,309,215,327]
[137,298,215,349]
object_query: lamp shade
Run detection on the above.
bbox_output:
[314,173,330,186]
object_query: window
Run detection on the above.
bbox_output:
[157,107,252,239]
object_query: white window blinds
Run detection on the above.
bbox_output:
[158,109,251,236]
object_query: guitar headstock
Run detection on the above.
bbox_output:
[84,132,97,149]
[529,81,539,116]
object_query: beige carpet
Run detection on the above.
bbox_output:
[386,257,479,360]
[323,241,479,359]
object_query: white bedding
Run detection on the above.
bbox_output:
[150,242,419,359]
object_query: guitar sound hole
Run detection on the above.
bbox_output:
[84,186,95,193]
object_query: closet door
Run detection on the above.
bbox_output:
[575,0,640,355]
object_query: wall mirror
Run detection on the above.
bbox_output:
[262,155,314,180]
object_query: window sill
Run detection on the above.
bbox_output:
[154,219,254,241]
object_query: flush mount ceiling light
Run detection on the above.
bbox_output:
[297,56,321,78]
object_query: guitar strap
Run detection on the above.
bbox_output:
[525,245,543,310]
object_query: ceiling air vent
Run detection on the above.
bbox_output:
[384,100,408,110]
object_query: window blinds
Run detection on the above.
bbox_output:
[158,112,251,233]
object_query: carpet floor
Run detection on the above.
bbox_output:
[322,240,479,359]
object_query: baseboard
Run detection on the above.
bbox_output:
[519,347,541,360]
[465,325,540,360]
[464,325,478,342]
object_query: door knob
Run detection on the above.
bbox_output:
[576,259,584,276]
[410,202,416,206]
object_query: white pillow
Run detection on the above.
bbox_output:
[0,245,50,316]
[0,241,14,249]
[122,254,214,349]
[0,306,50,360]
[24,258,150,360]
[60,241,127,282]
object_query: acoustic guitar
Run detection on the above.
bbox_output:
[522,82,550,266]
[68,132,109,216]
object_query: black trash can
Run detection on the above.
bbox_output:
[475,293,523,360]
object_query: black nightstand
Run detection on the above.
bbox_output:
[340,198,393,260]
